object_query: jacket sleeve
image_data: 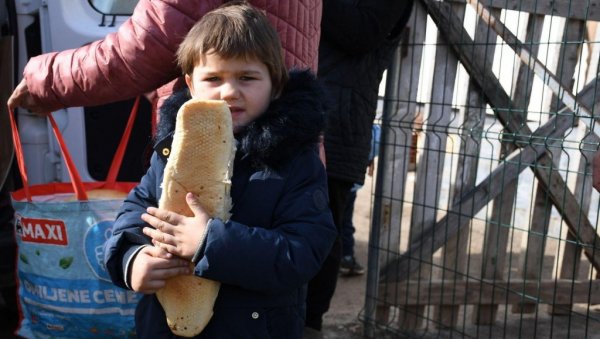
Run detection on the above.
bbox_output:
[321,0,414,55]
[194,150,337,294]
[23,0,222,111]
[104,153,161,289]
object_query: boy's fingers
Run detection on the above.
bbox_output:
[155,241,180,256]
[148,243,173,259]
[145,244,173,259]
[146,207,182,225]
[143,226,163,240]
[146,247,189,267]
[186,192,205,216]
[155,266,191,279]
[142,280,166,293]
[142,215,175,235]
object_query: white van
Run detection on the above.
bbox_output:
[1,0,151,189]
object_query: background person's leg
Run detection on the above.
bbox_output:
[305,178,352,331]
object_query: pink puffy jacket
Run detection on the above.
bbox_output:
[23,0,321,112]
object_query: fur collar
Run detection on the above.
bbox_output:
[156,70,327,169]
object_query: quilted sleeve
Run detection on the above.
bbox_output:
[23,0,221,111]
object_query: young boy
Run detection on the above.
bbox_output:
[103,2,336,338]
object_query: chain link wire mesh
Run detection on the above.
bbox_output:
[362,0,600,337]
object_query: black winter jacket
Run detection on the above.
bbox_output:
[319,0,414,184]
[103,70,336,338]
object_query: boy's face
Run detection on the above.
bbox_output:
[185,52,273,133]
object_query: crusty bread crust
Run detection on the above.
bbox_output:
[155,99,235,337]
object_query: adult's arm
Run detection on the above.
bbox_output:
[14,0,322,113]
[321,0,413,55]
[21,0,222,112]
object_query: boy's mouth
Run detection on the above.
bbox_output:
[229,106,244,115]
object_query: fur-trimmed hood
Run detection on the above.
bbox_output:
[155,70,327,169]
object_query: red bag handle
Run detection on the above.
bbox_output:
[8,97,139,201]
[106,96,140,186]
[47,115,88,200]
[8,105,31,201]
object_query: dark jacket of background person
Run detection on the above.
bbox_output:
[318,0,414,185]
[104,71,336,338]
[305,0,415,331]
[20,0,322,113]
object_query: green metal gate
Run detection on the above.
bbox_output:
[363,0,600,337]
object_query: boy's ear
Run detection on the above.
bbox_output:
[185,74,193,92]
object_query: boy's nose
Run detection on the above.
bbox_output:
[221,82,239,99]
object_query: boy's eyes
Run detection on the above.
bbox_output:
[201,75,257,82]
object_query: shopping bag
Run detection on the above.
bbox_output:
[9,99,142,338]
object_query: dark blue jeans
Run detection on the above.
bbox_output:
[341,189,358,258]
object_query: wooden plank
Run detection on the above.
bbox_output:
[513,18,585,315]
[399,3,465,330]
[552,131,599,315]
[475,139,515,325]
[511,15,545,113]
[585,23,600,84]
[421,0,600,273]
[490,14,544,323]
[448,0,600,21]
[473,13,545,319]
[503,13,546,314]
[363,4,427,336]
[436,7,501,329]
[382,279,600,305]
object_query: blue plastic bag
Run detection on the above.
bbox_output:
[12,191,140,338]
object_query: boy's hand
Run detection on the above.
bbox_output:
[130,246,190,294]
[142,193,210,260]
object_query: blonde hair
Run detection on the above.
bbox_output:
[177,1,288,96]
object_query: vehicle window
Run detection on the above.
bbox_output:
[88,0,139,27]
[88,0,138,26]
[88,0,137,15]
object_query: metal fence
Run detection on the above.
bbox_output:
[363,0,600,337]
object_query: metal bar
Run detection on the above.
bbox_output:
[381,279,600,305]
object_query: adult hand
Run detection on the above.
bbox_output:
[142,193,211,260]
[593,150,600,192]
[7,79,46,114]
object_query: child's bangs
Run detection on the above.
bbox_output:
[200,16,264,61]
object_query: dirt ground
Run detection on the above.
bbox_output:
[319,175,374,339]
[316,172,600,339]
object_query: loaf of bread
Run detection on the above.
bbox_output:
[155,99,235,337]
